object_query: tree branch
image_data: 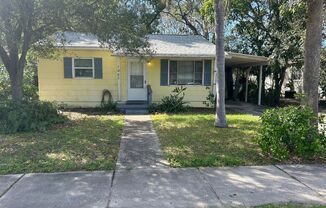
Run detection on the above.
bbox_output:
[0,46,10,70]
[147,4,166,28]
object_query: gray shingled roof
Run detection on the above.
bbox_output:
[57,32,101,48]
[58,32,216,57]
[147,34,216,57]
[57,32,268,65]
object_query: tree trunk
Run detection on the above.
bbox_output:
[303,0,323,116]
[8,65,24,103]
[274,69,286,106]
[225,67,233,100]
[214,0,227,128]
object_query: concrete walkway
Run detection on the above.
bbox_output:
[0,165,325,208]
[0,115,326,207]
[116,115,169,169]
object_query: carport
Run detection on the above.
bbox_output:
[223,52,269,106]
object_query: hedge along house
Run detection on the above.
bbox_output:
[38,32,268,109]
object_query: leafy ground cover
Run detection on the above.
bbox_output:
[0,112,123,174]
[152,112,326,167]
[152,113,272,167]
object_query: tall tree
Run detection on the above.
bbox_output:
[303,0,324,115]
[0,0,161,102]
[228,0,306,105]
[214,0,227,127]
[0,0,70,102]
[160,0,214,40]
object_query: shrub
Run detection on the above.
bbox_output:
[100,89,117,113]
[0,100,66,133]
[256,106,325,160]
[158,86,188,113]
[101,101,117,113]
[148,103,161,113]
[203,87,216,108]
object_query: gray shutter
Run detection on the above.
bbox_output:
[160,59,168,86]
[204,60,212,86]
[94,58,103,79]
[64,57,72,78]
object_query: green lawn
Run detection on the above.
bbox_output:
[152,113,273,167]
[0,112,123,174]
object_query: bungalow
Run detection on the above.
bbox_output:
[38,32,268,109]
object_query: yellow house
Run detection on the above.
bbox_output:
[38,32,268,109]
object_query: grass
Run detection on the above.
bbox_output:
[0,112,123,174]
[152,113,273,167]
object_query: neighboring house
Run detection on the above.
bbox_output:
[38,32,268,108]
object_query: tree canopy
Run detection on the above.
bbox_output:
[227,0,307,105]
[0,0,164,102]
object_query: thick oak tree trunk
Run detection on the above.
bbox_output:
[303,0,323,116]
[214,0,227,128]
[8,65,24,103]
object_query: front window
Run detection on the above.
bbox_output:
[169,60,203,85]
[73,58,94,78]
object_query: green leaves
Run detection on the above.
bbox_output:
[201,0,214,24]
[69,0,164,55]
[150,86,188,113]
[227,0,308,105]
[256,106,325,160]
[0,100,66,133]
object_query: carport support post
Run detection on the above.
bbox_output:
[245,68,249,102]
[258,65,263,106]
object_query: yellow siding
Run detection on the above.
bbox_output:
[38,50,118,107]
[38,50,214,108]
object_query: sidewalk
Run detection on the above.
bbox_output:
[0,165,325,208]
[0,115,325,207]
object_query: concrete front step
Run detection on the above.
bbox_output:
[119,104,149,109]
[124,109,149,115]
[118,101,149,115]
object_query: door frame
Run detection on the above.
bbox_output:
[127,59,147,101]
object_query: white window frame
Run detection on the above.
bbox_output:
[72,58,95,79]
[168,60,204,86]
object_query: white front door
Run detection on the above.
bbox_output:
[127,60,147,101]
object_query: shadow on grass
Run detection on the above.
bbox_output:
[152,113,270,167]
[0,114,123,174]
[153,113,326,167]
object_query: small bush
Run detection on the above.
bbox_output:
[101,101,118,113]
[203,87,216,108]
[100,89,117,113]
[256,106,325,160]
[148,103,161,113]
[0,100,66,133]
[158,86,188,113]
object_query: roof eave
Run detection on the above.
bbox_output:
[61,46,109,51]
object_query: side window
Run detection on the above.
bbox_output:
[169,61,178,85]
[168,60,204,85]
[73,58,94,78]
